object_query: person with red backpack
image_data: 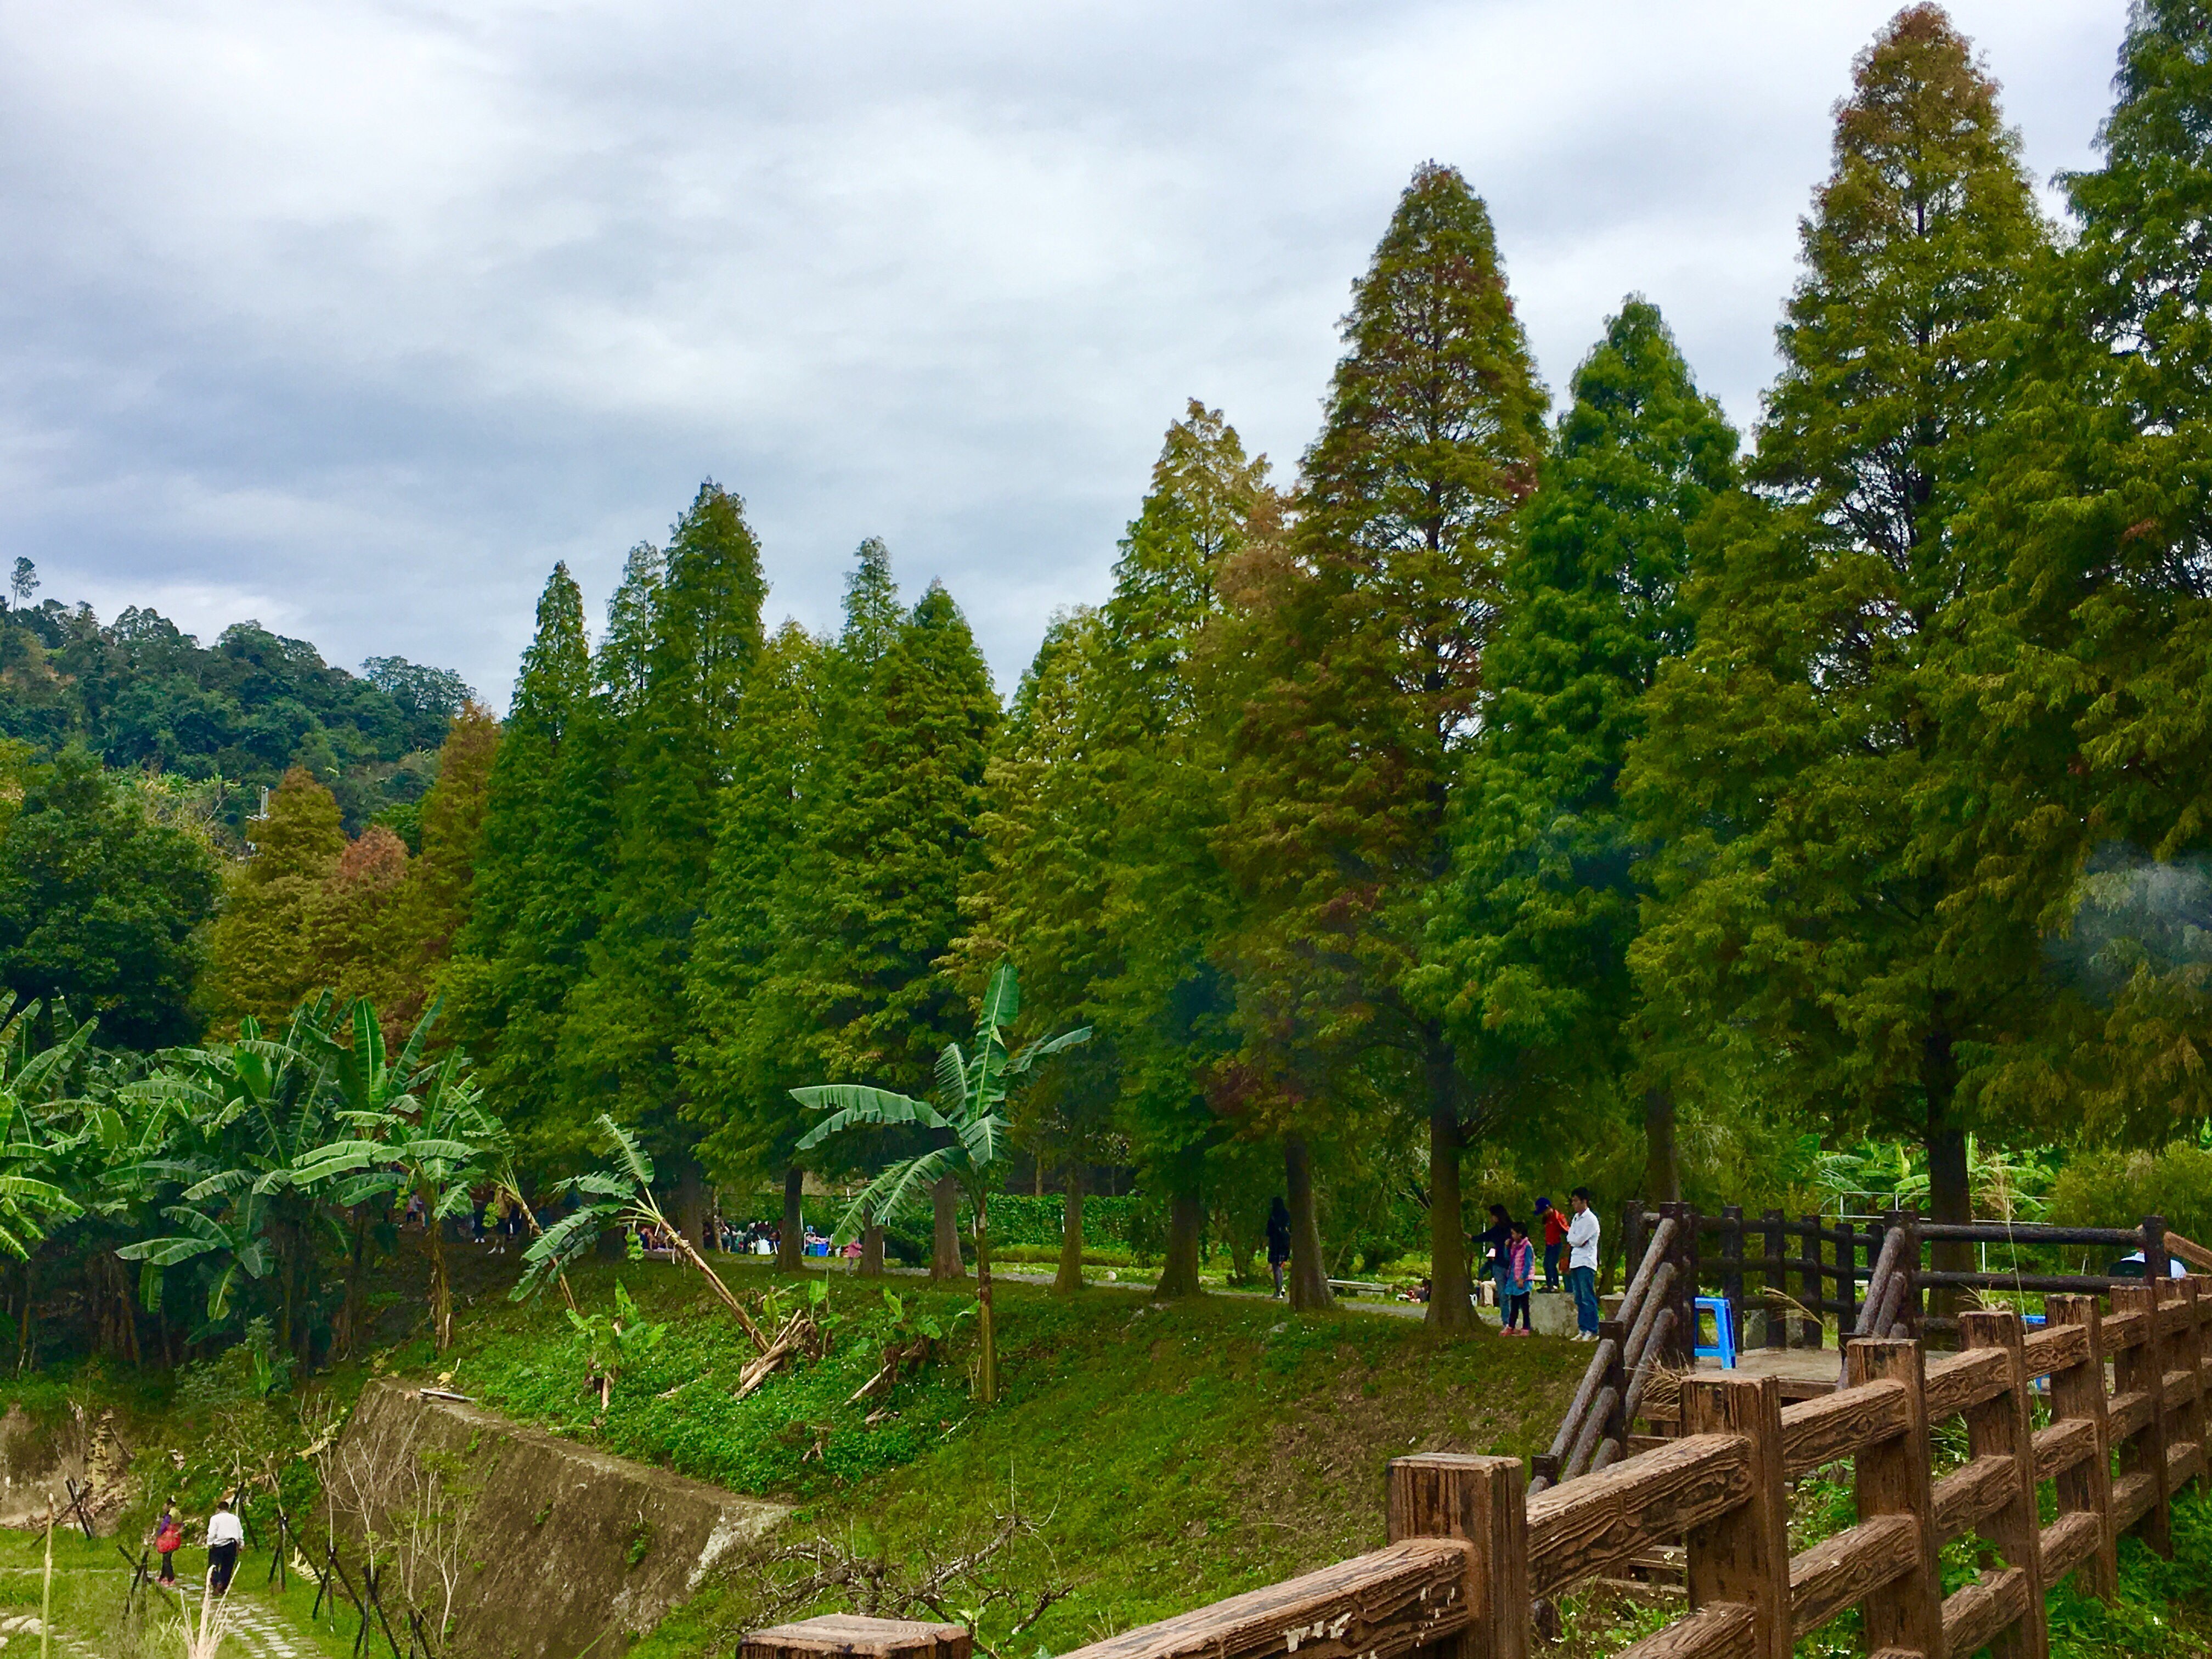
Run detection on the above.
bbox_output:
[154,1505,182,1584]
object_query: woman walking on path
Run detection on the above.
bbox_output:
[1502,1221,1535,1334]
[154,1505,182,1584]
[1266,1198,1292,1298]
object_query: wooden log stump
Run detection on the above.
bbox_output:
[743,1616,974,1659]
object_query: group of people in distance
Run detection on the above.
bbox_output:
[1479,1188,1601,1340]
[1262,1186,1603,1337]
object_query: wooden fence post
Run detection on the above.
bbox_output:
[1387,1453,1528,1659]
[1760,1210,1785,1350]
[2042,1294,2118,1602]
[1838,1218,1860,1338]
[1722,1204,1746,1353]
[1797,1214,1822,1351]
[2173,1277,2208,1491]
[1596,1319,1628,1469]
[2110,1281,2171,1559]
[1679,1374,1790,1659]
[2143,1214,2171,1287]
[1960,1310,2050,1659]
[1846,1338,1944,1659]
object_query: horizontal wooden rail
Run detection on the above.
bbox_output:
[1041,1537,1475,1659]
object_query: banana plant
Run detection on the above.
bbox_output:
[793,962,1088,1404]
[292,1001,498,1352]
[516,1114,766,1344]
[114,997,347,1349]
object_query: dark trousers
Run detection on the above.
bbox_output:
[1505,1291,1531,1330]
[158,1549,176,1583]
[1542,1242,1561,1290]
[1568,1265,1599,1335]
[208,1541,239,1594]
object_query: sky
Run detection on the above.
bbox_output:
[0,1,2130,707]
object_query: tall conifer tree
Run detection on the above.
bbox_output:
[1214,163,1545,1323]
[1433,300,1736,1204]
[566,484,765,1239]
[1963,0,2212,1139]
[448,564,598,1156]
[1624,7,2048,1239]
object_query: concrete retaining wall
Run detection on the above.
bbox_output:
[335,1379,788,1659]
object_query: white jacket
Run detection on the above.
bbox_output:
[1566,1207,1600,1272]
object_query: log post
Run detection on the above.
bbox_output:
[2143,1214,2171,1288]
[1596,1319,1629,1466]
[1846,1338,1944,1659]
[1960,1310,2050,1659]
[1677,1203,1703,1370]
[2111,1282,2171,1559]
[743,1615,973,1659]
[2042,1294,2118,1602]
[1679,1374,1790,1659]
[1387,1453,1528,1659]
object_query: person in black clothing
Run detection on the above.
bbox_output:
[1475,1203,1512,1299]
[1266,1198,1292,1297]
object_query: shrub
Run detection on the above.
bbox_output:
[2046,1145,2212,1249]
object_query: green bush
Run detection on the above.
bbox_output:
[2046,1144,2212,1249]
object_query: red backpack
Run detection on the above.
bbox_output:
[155,1519,182,1555]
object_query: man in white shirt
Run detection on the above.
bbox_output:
[1566,1188,1601,1340]
[205,1498,245,1595]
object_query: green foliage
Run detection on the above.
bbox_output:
[566,1280,669,1406]
[0,592,466,833]
[0,743,222,1049]
[2046,1144,2212,1248]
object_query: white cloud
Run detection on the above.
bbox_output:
[0,0,2129,707]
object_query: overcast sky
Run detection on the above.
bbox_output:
[0,2,2129,707]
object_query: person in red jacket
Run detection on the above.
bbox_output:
[1537,1196,1570,1293]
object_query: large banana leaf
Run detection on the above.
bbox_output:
[792,1086,948,1149]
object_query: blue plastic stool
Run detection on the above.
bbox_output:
[1694,1296,1738,1369]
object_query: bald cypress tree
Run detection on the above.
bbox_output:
[1625,7,2049,1239]
[1214,162,1546,1324]
[1436,299,1736,1205]
[565,484,765,1235]
[1961,0,2212,1139]
[447,563,599,1155]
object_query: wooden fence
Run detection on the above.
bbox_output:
[743,1280,2212,1659]
[1616,1204,2189,1358]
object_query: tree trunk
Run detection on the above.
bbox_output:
[1054,1168,1086,1295]
[930,1175,966,1282]
[427,1206,453,1352]
[1925,1018,1968,1328]
[859,1215,885,1279]
[1643,1086,1681,1204]
[1284,1137,1334,1311]
[973,1193,998,1404]
[676,1161,710,1254]
[776,1166,805,1273]
[1425,1043,1478,1333]
[1154,1186,1204,1297]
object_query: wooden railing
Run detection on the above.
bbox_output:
[1620,1203,2188,1358]
[741,1279,2212,1659]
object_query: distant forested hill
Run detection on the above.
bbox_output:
[0,566,472,834]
